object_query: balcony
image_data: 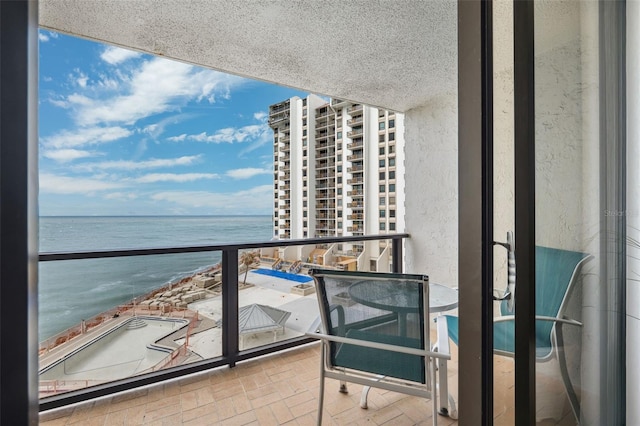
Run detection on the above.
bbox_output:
[347,105,363,114]
[347,154,363,162]
[316,202,336,210]
[315,161,335,170]
[347,139,363,150]
[347,166,364,173]
[347,178,363,185]
[347,116,363,126]
[347,128,363,138]
[37,234,409,416]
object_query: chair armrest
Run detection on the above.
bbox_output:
[328,304,346,336]
[304,332,451,361]
[493,315,582,327]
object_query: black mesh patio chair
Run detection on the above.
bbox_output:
[306,269,451,426]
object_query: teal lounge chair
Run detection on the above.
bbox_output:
[306,269,451,426]
[441,244,592,422]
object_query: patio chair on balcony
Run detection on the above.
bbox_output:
[440,239,592,423]
[306,269,450,426]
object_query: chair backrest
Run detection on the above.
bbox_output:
[499,246,592,352]
[309,269,429,383]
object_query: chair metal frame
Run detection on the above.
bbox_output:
[306,269,450,426]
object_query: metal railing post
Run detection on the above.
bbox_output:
[392,237,403,273]
[222,248,239,367]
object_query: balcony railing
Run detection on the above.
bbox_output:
[347,128,363,138]
[38,233,409,411]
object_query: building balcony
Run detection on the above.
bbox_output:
[315,161,335,170]
[347,190,364,197]
[347,178,364,185]
[347,128,363,138]
[347,105,363,114]
[331,98,348,107]
[347,154,363,162]
[347,166,364,173]
[347,140,363,150]
[316,203,336,210]
[267,113,290,126]
[347,116,363,126]
[316,172,335,180]
[348,214,364,220]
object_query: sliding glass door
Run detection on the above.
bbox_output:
[488,1,626,424]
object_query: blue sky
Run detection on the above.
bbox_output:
[38,30,310,216]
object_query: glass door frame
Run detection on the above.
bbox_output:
[458,0,536,424]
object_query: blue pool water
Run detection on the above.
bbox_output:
[251,268,313,283]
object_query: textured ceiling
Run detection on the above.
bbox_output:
[39,0,457,112]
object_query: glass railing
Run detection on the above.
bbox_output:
[38,233,409,411]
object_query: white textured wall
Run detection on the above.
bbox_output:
[403,94,458,287]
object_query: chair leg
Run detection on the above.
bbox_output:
[437,355,449,416]
[360,386,371,409]
[317,343,326,426]
[556,324,580,423]
[432,357,438,426]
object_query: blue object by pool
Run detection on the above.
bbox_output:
[251,268,313,283]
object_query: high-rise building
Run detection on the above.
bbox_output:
[268,95,405,271]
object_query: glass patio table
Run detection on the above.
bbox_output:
[348,280,458,335]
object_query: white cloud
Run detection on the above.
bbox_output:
[49,98,70,108]
[39,31,58,43]
[135,173,219,183]
[104,192,139,200]
[77,73,88,88]
[226,167,272,179]
[74,155,203,172]
[40,173,125,194]
[67,57,245,126]
[167,134,187,142]
[41,126,132,149]
[141,113,194,139]
[42,148,98,162]
[150,185,273,213]
[169,123,271,145]
[100,46,142,65]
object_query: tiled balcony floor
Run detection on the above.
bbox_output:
[39,342,459,426]
[39,340,578,425]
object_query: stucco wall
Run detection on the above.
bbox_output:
[403,94,458,287]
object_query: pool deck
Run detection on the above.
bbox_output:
[39,268,319,390]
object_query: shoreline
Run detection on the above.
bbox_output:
[38,262,224,354]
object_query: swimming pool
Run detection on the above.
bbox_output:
[39,316,189,382]
[251,268,313,283]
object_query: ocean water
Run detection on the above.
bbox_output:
[39,216,272,341]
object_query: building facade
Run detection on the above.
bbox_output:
[269,95,405,271]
